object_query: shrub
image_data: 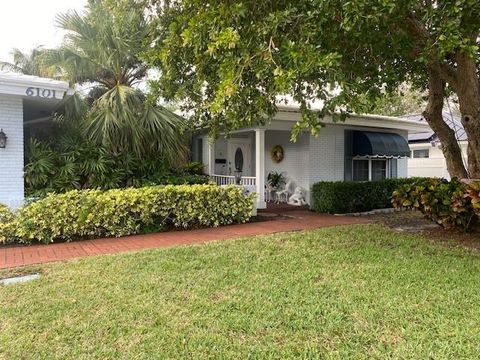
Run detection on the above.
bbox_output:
[24,138,209,196]
[465,181,480,217]
[312,178,420,214]
[392,178,479,231]
[182,161,205,175]
[1,184,255,244]
[0,204,15,244]
[140,174,211,186]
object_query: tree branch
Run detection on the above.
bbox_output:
[406,12,459,89]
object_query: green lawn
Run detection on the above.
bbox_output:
[1,224,480,359]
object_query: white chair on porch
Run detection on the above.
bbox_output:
[265,181,276,202]
[275,180,294,203]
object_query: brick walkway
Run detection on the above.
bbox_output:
[0,211,367,269]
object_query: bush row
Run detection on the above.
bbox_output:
[312,178,420,214]
[392,178,480,231]
[0,184,255,244]
[25,134,210,196]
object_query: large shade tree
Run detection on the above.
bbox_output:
[147,0,480,178]
[45,0,187,161]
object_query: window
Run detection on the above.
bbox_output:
[352,158,390,181]
[352,159,369,181]
[371,159,387,180]
[412,149,429,158]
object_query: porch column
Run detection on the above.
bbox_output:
[207,140,215,176]
[255,129,266,209]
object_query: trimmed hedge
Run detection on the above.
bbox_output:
[28,173,212,199]
[0,184,255,244]
[392,178,480,231]
[312,178,420,214]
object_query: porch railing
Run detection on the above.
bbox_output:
[212,174,256,187]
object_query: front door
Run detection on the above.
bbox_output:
[228,138,252,176]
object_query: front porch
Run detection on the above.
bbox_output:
[206,128,268,208]
[196,127,311,210]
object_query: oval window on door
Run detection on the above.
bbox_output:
[234,147,244,171]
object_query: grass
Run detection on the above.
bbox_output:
[1,224,480,359]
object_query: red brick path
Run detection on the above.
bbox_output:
[0,211,367,269]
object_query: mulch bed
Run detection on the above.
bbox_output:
[363,210,480,250]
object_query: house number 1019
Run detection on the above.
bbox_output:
[25,87,56,99]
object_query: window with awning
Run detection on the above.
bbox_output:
[344,130,410,181]
[352,131,411,158]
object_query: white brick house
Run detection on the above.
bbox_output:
[0,72,70,208]
[192,106,430,209]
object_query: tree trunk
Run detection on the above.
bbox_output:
[454,52,480,179]
[424,66,468,179]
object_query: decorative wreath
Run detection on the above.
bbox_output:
[271,145,284,163]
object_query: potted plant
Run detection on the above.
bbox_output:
[267,171,286,190]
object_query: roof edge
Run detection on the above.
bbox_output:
[0,72,70,91]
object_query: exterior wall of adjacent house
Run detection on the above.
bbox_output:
[397,157,408,178]
[408,142,468,179]
[0,95,24,208]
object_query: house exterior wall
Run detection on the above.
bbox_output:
[200,135,209,170]
[408,142,468,179]
[309,125,345,183]
[214,137,228,175]
[265,130,310,200]
[0,95,24,208]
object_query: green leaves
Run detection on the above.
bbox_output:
[147,0,480,143]
[0,185,255,244]
[312,178,419,214]
[392,178,480,232]
[39,1,189,161]
[0,46,56,77]
[23,135,208,196]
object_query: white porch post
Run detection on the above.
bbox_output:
[255,129,266,209]
[207,140,215,176]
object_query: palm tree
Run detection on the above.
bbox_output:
[0,47,54,77]
[44,1,187,161]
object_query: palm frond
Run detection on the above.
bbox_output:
[0,62,23,73]
[54,91,89,124]
[35,2,189,165]
[0,46,56,77]
[140,105,188,162]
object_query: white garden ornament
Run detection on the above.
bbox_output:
[287,187,307,206]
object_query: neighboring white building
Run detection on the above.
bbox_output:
[404,112,468,179]
[192,106,430,209]
[0,72,70,208]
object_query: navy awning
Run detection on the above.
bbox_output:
[352,131,410,158]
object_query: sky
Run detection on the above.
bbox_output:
[0,0,87,63]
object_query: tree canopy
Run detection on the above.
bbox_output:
[360,86,426,117]
[43,0,187,160]
[147,0,480,178]
[0,47,55,77]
